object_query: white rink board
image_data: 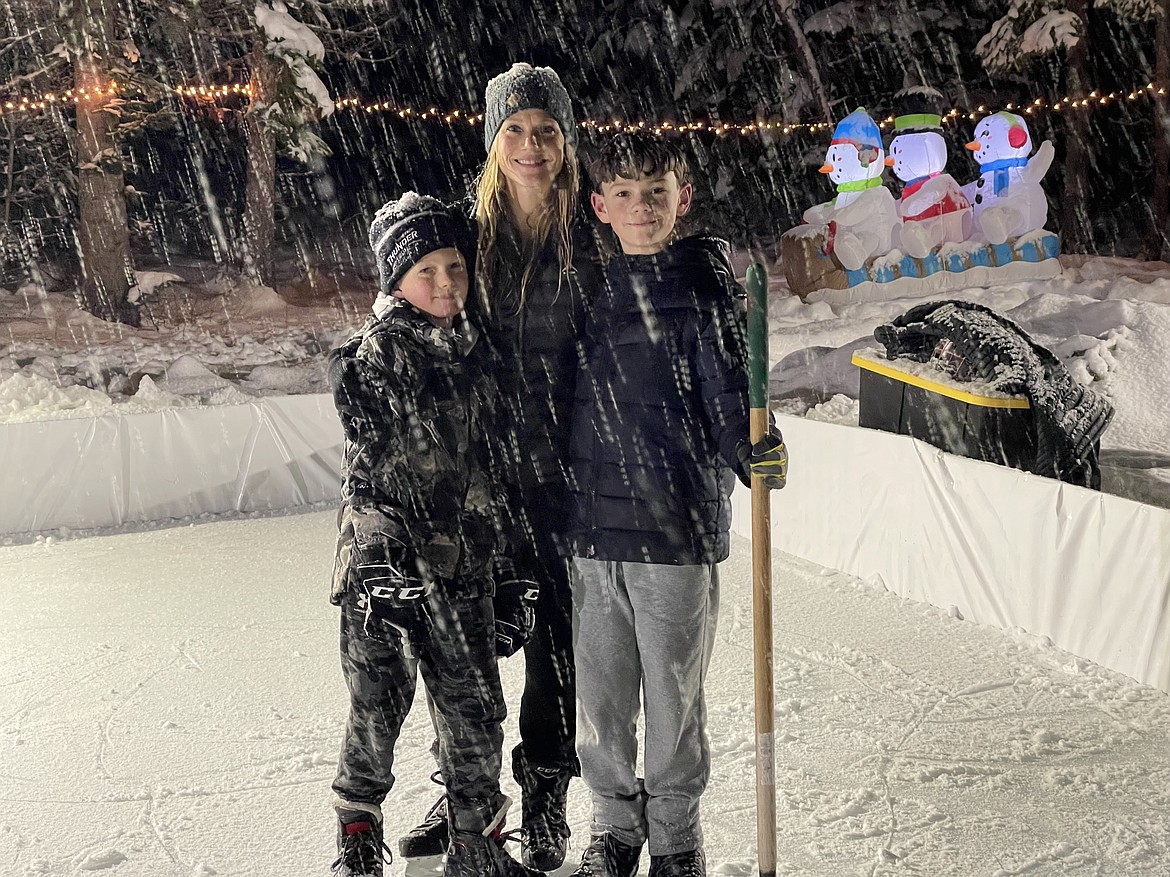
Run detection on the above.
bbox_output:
[731,415,1170,694]
[3,398,1167,693]
[0,395,343,534]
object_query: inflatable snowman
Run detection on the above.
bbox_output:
[802,107,898,271]
[885,87,972,258]
[961,112,1055,244]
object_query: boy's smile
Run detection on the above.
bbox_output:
[590,169,693,256]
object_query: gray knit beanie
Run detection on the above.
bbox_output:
[483,62,577,152]
[368,192,470,296]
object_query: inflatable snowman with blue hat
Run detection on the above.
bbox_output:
[961,111,1055,245]
[802,107,898,271]
[885,87,972,258]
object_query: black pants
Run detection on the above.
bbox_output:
[509,482,580,799]
[332,590,507,832]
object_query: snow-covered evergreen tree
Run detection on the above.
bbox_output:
[0,0,184,325]
[181,1,337,283]
[975,0,1161,251]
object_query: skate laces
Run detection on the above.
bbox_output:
[496,825,525,846]
[420,789,448,824]
[525,804,570,842]
[421,770,449,823]
[331,820,392,875]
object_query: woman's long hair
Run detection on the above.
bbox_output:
[474,138,580,316]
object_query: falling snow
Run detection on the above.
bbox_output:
[2,2,1169,874]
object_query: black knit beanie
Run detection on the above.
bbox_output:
[483,62,577,152]
[368,192,470,296]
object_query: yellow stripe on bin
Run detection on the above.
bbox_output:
[852,352,1031,409]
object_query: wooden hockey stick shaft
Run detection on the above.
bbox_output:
[746,263,776,877]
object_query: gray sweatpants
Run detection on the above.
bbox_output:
[571,557,719,855]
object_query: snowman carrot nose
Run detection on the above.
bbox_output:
[818,163,833,174]
[884,156,895,166]
[965,140,981,151]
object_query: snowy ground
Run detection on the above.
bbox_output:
[1,511,1167,877]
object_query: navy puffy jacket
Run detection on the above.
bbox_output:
[567,235,751,565]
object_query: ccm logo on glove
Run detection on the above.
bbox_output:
[365,580,430,602]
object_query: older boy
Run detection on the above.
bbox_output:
[567,134,787,877]
[328,192,538,877]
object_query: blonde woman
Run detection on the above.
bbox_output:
[397,63,601,872]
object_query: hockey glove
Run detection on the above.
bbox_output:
[737,430,789,490]
[353,535,433,608]
[493,578,539,658]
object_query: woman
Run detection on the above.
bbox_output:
[397,63,600,872]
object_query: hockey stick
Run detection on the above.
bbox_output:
[746,262,777,877]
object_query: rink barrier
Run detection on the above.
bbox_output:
[731,415,1170,694]
[3,399,1166,693]
[0,395,343,535]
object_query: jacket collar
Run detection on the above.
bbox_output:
[370,295,478,357]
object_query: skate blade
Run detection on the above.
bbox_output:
[403,853,444,877]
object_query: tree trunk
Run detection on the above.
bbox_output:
[242,42,277,284]
[1143,0,1170,261]
[776,0,833,123]
[1060,0,1093,254]
[73,0,137,326]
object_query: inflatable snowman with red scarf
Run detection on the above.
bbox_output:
[961,111,1055,245]
[886,88,972,258]
[802,107,898,271]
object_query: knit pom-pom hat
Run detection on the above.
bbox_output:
[831,107,883,153]
[368,192,470,296]
[483,62,576,152]
[830,106,884,167]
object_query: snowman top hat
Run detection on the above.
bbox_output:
[892,85,945,134]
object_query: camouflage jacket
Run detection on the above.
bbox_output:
[328,297,502,605]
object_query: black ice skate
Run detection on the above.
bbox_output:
[520,770,571,870]
[444,828,543,877]
[332,804,392,877]
[399,788,449,858]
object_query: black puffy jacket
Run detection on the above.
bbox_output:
[567,235,751,565]
[472,216,603,533]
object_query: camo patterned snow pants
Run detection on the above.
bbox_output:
[332,590,508,832]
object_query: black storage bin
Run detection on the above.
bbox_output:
[852,349,1103,483]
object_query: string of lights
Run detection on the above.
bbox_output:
[173,83,254,100]
[1,82,122,113]
[2,78,1166,138]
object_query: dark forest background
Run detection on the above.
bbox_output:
[2,0,1168,317]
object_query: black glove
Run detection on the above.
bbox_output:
[736,429,788,490]
[353,536,433,608]
[493,578,539,658]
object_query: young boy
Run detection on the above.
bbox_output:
[328,192,539,877]
[567,134,787,877]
